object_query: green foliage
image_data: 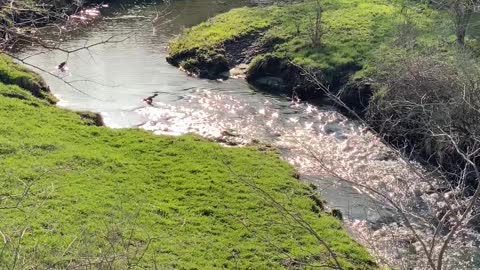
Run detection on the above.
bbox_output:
[0,54,53,101]
[363,0,466,96]
[169,0,399,80]
[168,0,467,87]
[271,0,395,73]
[169,7,278,56]
[0,56,376,268]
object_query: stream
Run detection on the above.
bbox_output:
[14,0,480,268]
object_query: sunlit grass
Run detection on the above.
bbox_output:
[0,55,376,268]
[169,0,397,79]
[168,0,453,84]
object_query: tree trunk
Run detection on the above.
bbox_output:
[457,27,466,45]
[453,1,473,47]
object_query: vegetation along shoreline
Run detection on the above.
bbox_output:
[167,0,480,193]
[0,1,377,267]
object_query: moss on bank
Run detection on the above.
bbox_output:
[0,54,376,269]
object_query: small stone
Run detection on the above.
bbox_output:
[332,209,343,221]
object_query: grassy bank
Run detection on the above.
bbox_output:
[0,53,376,269]
[167,0,397,70]
[166,0,480,189]
[167,0,452,98]
[167,0,400,91]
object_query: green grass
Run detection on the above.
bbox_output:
[168,0,458,84]
[169,7,278,54]
[0,54,54,101]
[0,55,376,269]
[268,0,395,73]
[168,0,399,79]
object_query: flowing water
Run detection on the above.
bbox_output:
[14,0,480,268]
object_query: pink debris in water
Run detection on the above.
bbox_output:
[84,8,100,17]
